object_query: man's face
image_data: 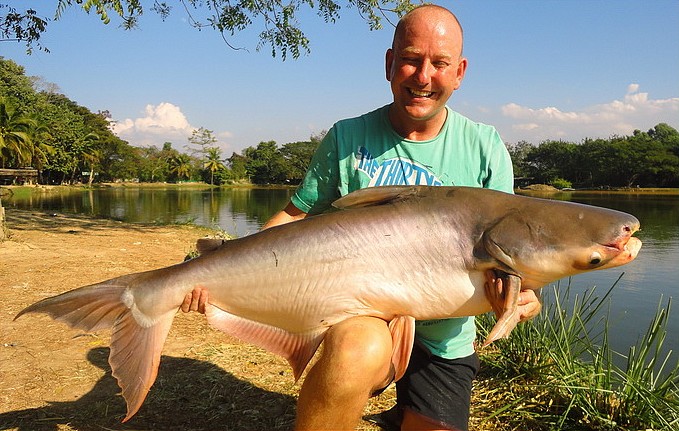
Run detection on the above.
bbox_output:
[386,16,467,127]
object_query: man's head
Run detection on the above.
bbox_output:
[386,4,467,136]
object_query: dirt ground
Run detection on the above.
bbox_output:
[0,210,397,431]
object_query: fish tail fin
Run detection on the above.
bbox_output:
[112,303,174,422]
[14,274,175,422]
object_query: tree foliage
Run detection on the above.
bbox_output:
[2,0,416,58]
[507,124,679,188]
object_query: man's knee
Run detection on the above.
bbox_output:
[321,317,393,384]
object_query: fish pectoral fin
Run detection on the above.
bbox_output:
[205,305,326,382]
[482,273,522,347]
[388,315,416,382]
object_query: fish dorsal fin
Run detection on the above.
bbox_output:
[388,315,416,382]
[332,186,420,209]
[205,305,326,381]
[195,237,227,255]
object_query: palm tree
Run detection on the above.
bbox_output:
[82,148,102,187]
[71,132,99,183]
[169,153,193,182]
[203,147,225,185]
[0,100,36,240]
[27,119,54,181]
[0,100,35,168]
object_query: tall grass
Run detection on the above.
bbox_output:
[475,277,679,430]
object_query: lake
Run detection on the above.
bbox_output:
[3,186,678,357]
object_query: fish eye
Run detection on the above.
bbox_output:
[589,252,602,265]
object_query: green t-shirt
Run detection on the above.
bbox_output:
[291,104,514,359]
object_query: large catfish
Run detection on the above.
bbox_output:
[15,186,641,421]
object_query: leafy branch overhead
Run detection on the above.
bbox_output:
[1,0,417,58]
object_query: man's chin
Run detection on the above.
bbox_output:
[403,105,445,122]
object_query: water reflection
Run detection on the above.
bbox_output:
[5,186,296,236]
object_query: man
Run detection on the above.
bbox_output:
[183,4,541,430]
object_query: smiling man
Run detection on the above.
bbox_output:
[386,6,466,140]
[183,4,541,430]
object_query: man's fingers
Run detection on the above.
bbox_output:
[180,292,192,313]
[484,270,505,318]
[517,289,542,321]
[179,287,209,314]
[198,289,209,314]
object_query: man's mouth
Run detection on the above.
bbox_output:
[409,88,434,98]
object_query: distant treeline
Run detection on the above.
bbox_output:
[508,124,679,189]
[2,57,678,188]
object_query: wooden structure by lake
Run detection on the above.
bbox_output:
[0,168,38,185]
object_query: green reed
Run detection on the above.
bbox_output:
[475,276,679,430]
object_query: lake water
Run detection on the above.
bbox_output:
[4,186,678,357]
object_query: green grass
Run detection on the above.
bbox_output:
[475,277,679,430]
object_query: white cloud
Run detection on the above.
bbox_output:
[498,85,679,143]
[111,103,233,151]
[111,102,195,147]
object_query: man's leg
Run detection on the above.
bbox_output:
[294,316,394,431]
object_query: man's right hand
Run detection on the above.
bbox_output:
[180,286,209,314]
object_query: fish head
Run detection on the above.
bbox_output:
[481,201,642,290]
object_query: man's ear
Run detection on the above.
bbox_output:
[453,57,468,90]
[385,48,394,82]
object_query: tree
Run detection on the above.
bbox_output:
[244,140,287,184]
[0,57,39,108]
[187,127,217,160]
[0,5,48,53]
[227,152,248,182]
[1,1,416,59]
[203,147,225,185]
[524,140,578,185]
[505,140,534,178]
[168,153,193,182]
[82,147,101,187]
[0,99,34,167]
[279,138,319,184]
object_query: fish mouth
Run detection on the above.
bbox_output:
[597,235,642,268]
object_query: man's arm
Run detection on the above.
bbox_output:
[180,201,309,313]
[261,201,308,230]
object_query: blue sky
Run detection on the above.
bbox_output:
[2,0,678,155]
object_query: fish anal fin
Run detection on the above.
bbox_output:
[205,305,326,381]
[110,309,175,422]
[388,315,416,382]
[483,273,522,347]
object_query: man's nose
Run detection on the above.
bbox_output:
[413,60,434,84]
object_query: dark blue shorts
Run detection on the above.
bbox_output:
[394,342,480,430]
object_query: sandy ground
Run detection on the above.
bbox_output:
[0,210,396,431]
